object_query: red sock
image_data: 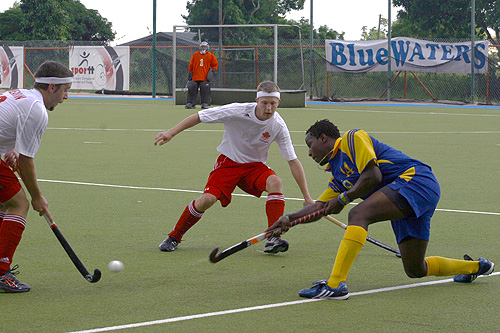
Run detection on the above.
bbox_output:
[169,201,203,242]
[266,193,285,228]
[0,215,26,275]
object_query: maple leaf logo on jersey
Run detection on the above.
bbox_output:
[260,132,271,143]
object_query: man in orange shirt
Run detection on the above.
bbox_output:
[186,42,219,109]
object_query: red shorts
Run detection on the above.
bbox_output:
[204,155,277,207]
[0,160,22,203]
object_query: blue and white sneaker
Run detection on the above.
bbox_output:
[453,255,495,283]
[298,280,349,300]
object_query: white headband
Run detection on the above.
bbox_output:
[35,77,73,84]
[256,91,280,99]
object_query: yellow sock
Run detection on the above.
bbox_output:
[327,225,367,288]
[425,256,479,276]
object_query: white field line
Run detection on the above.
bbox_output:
[47,127,500,135]
[67,99,500,116]
[67,272,500,333]
[38,178,500,216]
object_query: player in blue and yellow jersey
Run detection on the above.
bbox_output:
[268,119,494,300]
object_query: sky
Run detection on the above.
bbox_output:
[0,1,399,45]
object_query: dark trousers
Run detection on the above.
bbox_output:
[187,80,211,106]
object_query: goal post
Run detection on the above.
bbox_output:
[172,24,306,107]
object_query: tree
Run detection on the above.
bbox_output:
[60,1,115,42]
[183,0,306,44]
[317,25,345,40]
[0,3,24,41]
[392,0,499,40]
[360,17,388,40]
[0,0,115,42]
[279,17,344,40]
[474,0,500,41]
[20,0,69,40]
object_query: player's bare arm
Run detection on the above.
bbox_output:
[287,158,314,205]
[325,161,382,215]
[17,154,51,219]
[154,113,201,146]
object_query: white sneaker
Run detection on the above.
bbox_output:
[264,236,289,253]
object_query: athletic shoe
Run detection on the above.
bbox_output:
[0,265,31,293]
[264,236,289,253]
[185,103,195,109]
[453,254,495,283]
[201,103,209,109]
[299,280,349,300]
[159,236,179,252]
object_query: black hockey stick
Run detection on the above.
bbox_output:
[209,208,326,263]
[43,214,101,283]
[324,215,401,258]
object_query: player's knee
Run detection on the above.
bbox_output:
[403,265,427,278]
[187,81,197,91]
[195,194,217,212]
[347,206,368,226]
[17,197,29,216]
[4,190,29,215]
[266,175,282,192]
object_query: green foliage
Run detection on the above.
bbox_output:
[392,0,499,39]
[281,17,345,40]
[361,16,387,41]
[0,3,24,40]
[60,1,115,42]
[0,0,115,42]
[183,0,306,44]
[20,0,69,40]
[474,0,500,40]
[317,24,344,40]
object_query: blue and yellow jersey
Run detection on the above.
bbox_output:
[317,129,431,202]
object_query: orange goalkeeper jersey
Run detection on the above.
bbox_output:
[188,51,219,81]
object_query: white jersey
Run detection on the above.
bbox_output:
[198,102,297,164]
[0,89,48,158]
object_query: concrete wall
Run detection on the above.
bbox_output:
[174,88,306,108]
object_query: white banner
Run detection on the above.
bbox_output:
[0,46,24,89]
[325,37,489,74]
[69,46,129,90]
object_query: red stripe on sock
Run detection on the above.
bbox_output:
[169,201,204,242]
[266,193,285,228]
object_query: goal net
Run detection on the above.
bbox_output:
[171,24,305,104]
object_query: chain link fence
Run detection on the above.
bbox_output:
[2,38,499,104]
[319,38,500,104]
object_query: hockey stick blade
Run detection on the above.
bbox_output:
[209,208,326,263]
[44,214,101,283]
[209,247,220,263]
[209,233,265,263]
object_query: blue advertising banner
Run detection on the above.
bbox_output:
[325,37,489,74]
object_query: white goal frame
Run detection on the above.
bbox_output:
[172,24,305,105]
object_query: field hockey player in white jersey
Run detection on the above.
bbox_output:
[0,61,73,293]
[155,81,314,253]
